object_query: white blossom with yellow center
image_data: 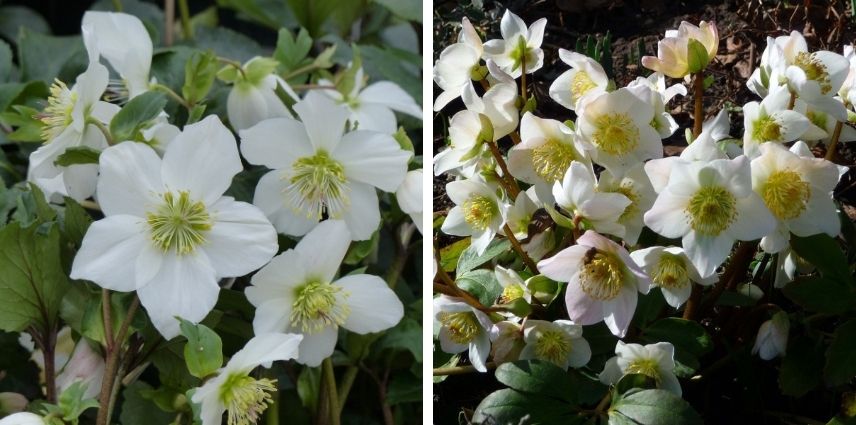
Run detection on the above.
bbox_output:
[442,178,507,255]
[630,246,715,308]
[434,295,494,372]
[552,161,631,239]
[520,320,591,370]
[502,189,538,241]
[742,86,824,158]
[600,341,682,396]
[483,10,546,78]
[434,17,484,111]
[548,50,609,112]
[494,265,532,306]
[597,164,657,246]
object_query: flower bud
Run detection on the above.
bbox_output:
[752,311,789,360]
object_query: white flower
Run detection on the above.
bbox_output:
[503,188,538,241]
[577,88,663,174]
[245,220,404,367]
[192,333,303,425]
[644,156,776,276]
[82,11,152,98]
[434,295,493,372]
[70,115,278,339]
[839,45,856,107]
[489,321,523,364]
[396,169,423,234]
[796,100,856,146]
[494,265,531,305]
[774,247,814,288]
[225,57,297,131]
[522,227,556,262]
[483,10,546,78]
[781,36,849,120]
[552,161,631,238]
[239,92,411,240]
[520,320,591,370]
[433,17,484,111]
[55,340,105,399]
[441,178,506,255]
[752,311,789,360]
[742,86,818,158]
[539,231,651,337]
[548,50,609,112]
[600,341,681,396]
[140,116,180,154]
[630,246,715,308]
[0,412,45,425]
[641,21,718,79]
[626,80,681,139]
[751,142,842,253]
[462,79,519,139]
[596,164,657,245]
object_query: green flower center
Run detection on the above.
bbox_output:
[499,284,525,304]
[592,113,640,156]
[625,358,661,383]
[752,115,783,142]
[534,329,571,365]
[40,79,77,141]
[290,282,350,334]
[685,186,737,236]
[761,170,811,220]
[462,195,497,231]
[438,311,480,344]
[579,249,626,301]
[284,150,349,221]
[219,373,277,425]
[146,191,212,254]
[603,183,639,223]
[652,253,690,290]
[531,139,577,182]
[795,51,832,94]
[571,71,597,104]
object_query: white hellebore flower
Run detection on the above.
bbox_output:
[596,164,657,246]
[441,178,506,255]
[433,17,484,111]
[839,45,856,107]
[55,340,105,399]
[0,413,45,425]
[483,10,546,78]
[780,32,849,120]
[742,86,821,158]
[240,92,411,240]
[70,116,278,339]
[600,341,681,396]
[489,321,524,364]
[82,11,152,98]
[503,188,538,240]
[553,161,631,239]
[642,21,718,79]
[627,79,682,139]
[224,57,297,131]
[539,231,651,337]
[192,333,303,425]
[752,311,789,360]
[751,142,842,253]
[396,169,423,234]
[644,156,776,277]
[495,265,531,305]
[630,246,715,308]
[796,100,856,147]
[245,220,404,367]
[520,320,591,370]
[549,49,610,112]
[577,88,663,174]
[434,295,493,372]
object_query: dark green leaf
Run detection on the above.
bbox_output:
[824,319,856,386]
[374,0,421,22]
[782,277,856,314]
[109,92,167,142]
[0,6,50,42]
[609,389,702,425]
[0,81,49,114]
[790,234,851,283]
[641,318,712,357]
[17,28,83,84]
[54,146,100,167]
[0,39,11,83]
[456,269,501,306]
[296,366,321,413]
[192,26,264,64]
[472,389,582,425]
[119,382,176,425]
[1,104,46,142]
[178,318,224,379]
[456,239,511,275]
[495,360,575,402]
[386,373,421,405]
[779,335,824,397]
[375,317,421,362]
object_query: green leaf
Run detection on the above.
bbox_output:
[782,277,856,314]
[17,28,83,84]
[80,291,133,346]
[0,6,50,43]
[614,373,657,395]
[375,316,421,362]
[456,269,501,306]
[119,382,177,425]
[0,222,68,332]
[392,127,414,153]
[0,81,49,114]
[686,39,709,74]
[57,381,99,421]
[609,389,701,425]
[286,0,337,37]
[296,366,321,413]
[472,389,582,425]
[109,92,168,142]
[824,319,856,386]
[495,360,575,402]
[0,104,46,142]
[386,373,421,405]
[193,26,264,63]
[0,40,11,84]
[54,146,101,167]
[244,57,279,85]
[439,238,469,272]
[456,239,511,275]
[182,50,218,105]
[791,234,851,283]
[214,0,297,31]
[373,0,421,22]
[641,318,712,357]
[178,318,224,379]
[343,230,376,265]
[274,27,312,71]
[779,335,824,397]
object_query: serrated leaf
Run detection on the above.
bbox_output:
[54,146,100,167]
[439,238,470,272]
[178,318,223,379]
[609,389,702,425]
[274,27,312,71]
[109,92,167,142]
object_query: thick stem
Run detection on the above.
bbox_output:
[692,72,704,138]
[520,55,527,102]
[433,362,497,376]
[594,391,612,413]
[164,0,174,47]
[267,375,280,425]
[88,119,115,146]
[41,329,57,403]
[177,0,192,40]
[336,366,359,417]
[385,224,414,289]
[322,358,340,425]
[503,224,539,273]
[102,289,114,351]
[825,120,844,161]
[96,296,140,425]
[787,91,796,110]
[699,241,759,317]
[682,285,702,320]
[486,141,521,198]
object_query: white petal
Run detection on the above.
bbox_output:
[683,232,734,277]
[294,92,349,152]
[239,117,313,170]
[70,215,148,292]
[350,103,397,134]
[602,287,637,338]
[341,182,381,241]
[227,85,270,131]
[63,163,99,202]
[567,337,592,368]
[296,326,338,367]
[359,81,422,117]
[251,299,293,335]
[295,220,351,283]
[81,11,151,97]
[727,194,776,241]
[334,130,411,192]
[538,245,588,282]
[246,249,306,306]
[469,332,491,372]
[96,141,163,216]
[253,170,318,237]
[226,333,303,372]
[203,198,278,278]
[337,274,404,334]
[644,190,690,238]
[0,412,47,425]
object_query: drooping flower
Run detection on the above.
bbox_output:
[0,412,45,425]
[441,178,506,255]
[434,295,493,372]
[641,21,719,79]
[596,164,657,246]
[503,188,538,241]
[795,100,856,147]
[70,115,279,338]
[245,220,404,367]
[489,321,524,364]
[742,86,822,158]
[396,169,423,234]
[520,320,591,370]
[552,161,631,239]
[629,246,715,308]
[192,333,303,425]
[548,50,610,112]
[626,79,682,139]
[752,311,789,360]
[600,341,682,396]
[220,57,297,131]
[55,339,105,399]
[433,17,484,111]
[483,10,546,78]
[82,11,152,98]
[538,231,651,337]
[644,156,776,276]
[494,265,531,305]
[239,92,411,240]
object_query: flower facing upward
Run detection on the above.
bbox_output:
[600,341,682,395]
[552,161,631,239]
[434,296,494,372]
[433,17,484,111]
[742,86,820,158]
[520,320,591,370]
[539,231,651,337]
[441,179,506,255]
[630,246,715,308]
[71,116,278,339]
[245,220,404,367]
[239,92,411,240]
[548,50,610,112]
[483,10,546,78]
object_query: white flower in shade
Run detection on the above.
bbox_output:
[434,295,493,372]
[441,178,506,255]
[319,66,421,134]
[495,265,531,305]
[642,21,718,79]
[55,340,105,399]
[630,246,715,308]
[774,247,814,288]
[245,220,404,367]
[396,169,423,234]
[0,412,45,425]
[82,11,152,98]
[192,333,302,425]
[539,231,651,337]
[224,57,297,131]
[489,321,524,364]
[433,17,484,111]
[462,79,519,140]
[596,164,657,245]
[780,35,849,120]
[523,227,556,262]
[644,156,776,277]
[503,188,538,240]
[577,88,663,174]
[520,320,591,370]
[548,50,609,112]
[600,341,681,396]
[752,311,789,360]
[239,92,410,240]
[70,116,278,339]
[627,79,682,139]
[483,10,546,78]
[140,116,180,155]
[751,142,843,253]
[508,112,588,203]
[553,161,631,238]
[796,100,856,147]
[742,86,819,158]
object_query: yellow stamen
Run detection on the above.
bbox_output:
[592,113,640,156]
[761,170,811,220]
[685,186,737,236]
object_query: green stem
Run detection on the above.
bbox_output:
[95,296,140,425]
[322,358,340,425]
[150,83,192,110]
[825,120,844,161]
[336,366,359,417]
[282,63,323,80]
[266,377,280,425]
[177,0,192,40]
[217,57,247,80]
[692,72,704,138]
[88,119,115,146]
[111,0,123,11]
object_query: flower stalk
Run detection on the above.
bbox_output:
[96,295,140,425]
[825,120,844,161]
[323,357,341,425]
[692,72,704,138]
[486,141,521,198]
[503,223,539,273]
